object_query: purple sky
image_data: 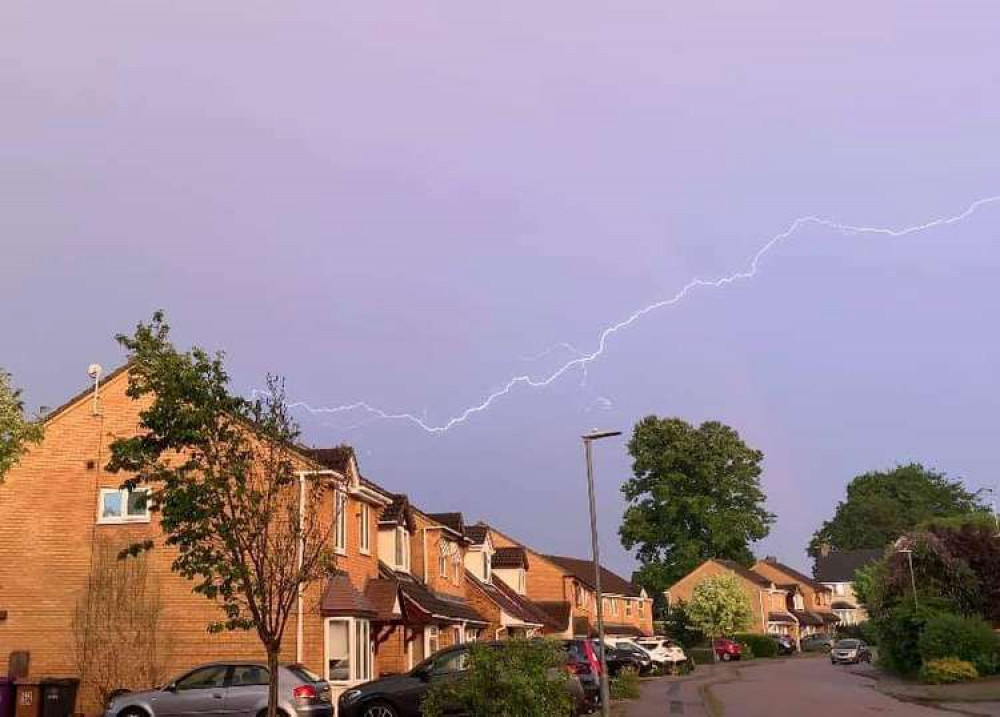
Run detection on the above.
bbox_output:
[4,2,1000,576]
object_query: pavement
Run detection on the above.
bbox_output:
[618,655,1000,717]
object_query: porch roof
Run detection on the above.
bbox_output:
[320,574,379,618]
[768,611,797,624]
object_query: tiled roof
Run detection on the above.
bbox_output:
[426,512,465,537]
[717,560,773,588]
[535,601,572,632]
[791,610,824,627]
[306,445,354,475]
[491,575,564,630]
[385,566,488,626]
[320,573,378,618]
[380,494,416,531]
[831,601,857,610]
[492,546,529,569]
[814,549,884,583]
[363,579,403,622]
[464,525,490,545]
[543,555,642,597]
[42,363,132,423]
[759,558,830,593]
[465,571,544,627]
[768,612,797,624]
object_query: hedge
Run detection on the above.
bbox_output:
[734,633,779,659]
[920,658,979,684]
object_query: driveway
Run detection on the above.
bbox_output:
[620,656,1000,717]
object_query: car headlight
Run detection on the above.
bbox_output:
[340,690,362,706]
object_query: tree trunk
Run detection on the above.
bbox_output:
[267,647,280,717]
[712,634,719,663]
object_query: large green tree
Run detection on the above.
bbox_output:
[619,416,774,593]
[807,464,984,557]
[0,368,44,483]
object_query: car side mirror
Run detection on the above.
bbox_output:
[163,683,177,693]
[414,667,430,682]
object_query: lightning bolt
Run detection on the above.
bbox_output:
[289,195,1000,434]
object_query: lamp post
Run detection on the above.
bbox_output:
[983,487,1000,538]
[582,429,622,717]
[894,537,918,610]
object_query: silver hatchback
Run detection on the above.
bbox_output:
[106,662,333,717]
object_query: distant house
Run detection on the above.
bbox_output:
[813,546,884,625]
[752,557,840,636]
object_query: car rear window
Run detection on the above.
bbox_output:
[835,640,859,649]
[287,665,323,683]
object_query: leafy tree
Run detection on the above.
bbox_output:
[620,416,774,590]
[421,640,572,717]
[107,313,338,717]
[924,516,1000,624]
[685,574,753,661]
[0,368,44,483]
[661,599,703,649]
[808,464,984,557]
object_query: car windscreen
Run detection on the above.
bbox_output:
[834,640,859,649]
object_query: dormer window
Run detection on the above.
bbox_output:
[394,527,410,571]
[482,552,491,583]
[334,490,348,553]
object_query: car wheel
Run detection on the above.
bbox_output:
[117,709,149,717]
[362,701,399,717]
[721,653,732,662]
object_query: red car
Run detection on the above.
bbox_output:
[713,638,743,661]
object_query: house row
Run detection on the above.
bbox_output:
[666,557,841,643]
[0,367,653,714]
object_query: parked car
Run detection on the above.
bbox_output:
[713,638,743,662]
[611,641,656,675]
[800,633,836,652]
[591,640,648,676]
[105,662,332,717]
[770,634,795,655]
[634,638,687,666]
[561,639,602,713]
[338,642,587,717]
[830,639,873,665]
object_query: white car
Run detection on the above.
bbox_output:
[635,637,687,665]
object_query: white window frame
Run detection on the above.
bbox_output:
[97,487,151,525]
[323,617,372,685]
[359,503,370,555]
[439,543,449,577]
[395,527,411,571]
[334,490,348,554]
[626,599,633,618]
[426,626,440,657]
[452,548,462,584]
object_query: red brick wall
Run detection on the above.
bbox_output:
[667,560,768,633]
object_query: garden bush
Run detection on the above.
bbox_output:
[875,602,944,675]
[920,658,979,684]
[421,640,572,717]
[734,633,779,659]
[610,668,641,700]
[688,648,716,665]
[918,613,999,675]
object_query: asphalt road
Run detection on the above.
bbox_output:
[622,656,1000,717]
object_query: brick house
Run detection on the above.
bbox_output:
[665,559,800,639]
[751,558,840,636]
[484,526,654,639]
[813,546,883,626]
[371,503,488,676]
[0,369,395,713]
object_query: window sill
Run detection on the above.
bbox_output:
[97,517,151,525]
[359,548,371,556]
[335,548,348,557]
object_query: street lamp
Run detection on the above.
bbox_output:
[582,429,622,717]
[982,487,1000,538]
[894,537,918,610]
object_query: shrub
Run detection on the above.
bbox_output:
[421,640,572,717]
[919,613,999,675]
[734,633,779,659]
[920,658,979,684]
[610,668,641,700]
[875,602,946,675]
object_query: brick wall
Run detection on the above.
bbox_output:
[667,560,768,634]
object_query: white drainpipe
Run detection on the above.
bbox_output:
[297,471,306,663]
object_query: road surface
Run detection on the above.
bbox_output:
[621,656,1000,717]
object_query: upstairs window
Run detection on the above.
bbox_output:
[626,600,633,617]
[395,527,410,571]
[359,503,370,554]
[334,490,348,552]
[439,544,449,577]
[639,600,645,617]
[98,488,150,525]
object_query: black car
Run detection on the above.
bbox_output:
[591,641,647,676]
[338,642,586,717]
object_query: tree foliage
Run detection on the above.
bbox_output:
[106,312,337,717]
[421,640,572,717]
[620,416,774,592]
[0,368,44,483]
[685,573,753,645]
[808,464,984,557]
